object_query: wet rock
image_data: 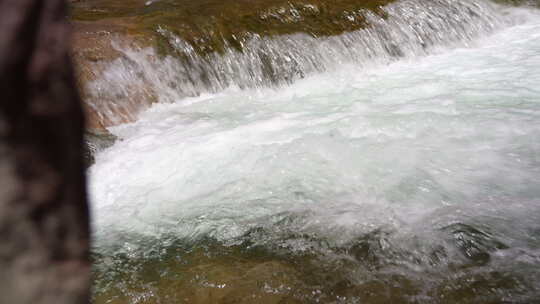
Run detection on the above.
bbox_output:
[83,131,117,167]
[494,0,540,6]
[69,0,394,132]
[71,20,158,133]
[442,223,508,266]
[69,0,525,133]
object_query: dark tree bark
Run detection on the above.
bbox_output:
[0,1,90,304]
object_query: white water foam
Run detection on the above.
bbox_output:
[89,6,540,262]
[87,0,518,126]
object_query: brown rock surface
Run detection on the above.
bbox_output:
[71,20,158,133]
[69,0,394,133]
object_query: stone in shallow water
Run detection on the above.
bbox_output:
[442,223,509,266]
[83,131,117,167]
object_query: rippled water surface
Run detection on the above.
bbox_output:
[89,2,540,303]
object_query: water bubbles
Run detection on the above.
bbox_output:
[86,0,514,125]
[88,1,540,302]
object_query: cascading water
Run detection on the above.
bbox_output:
[87,0,540,303]
[87,0,512,126]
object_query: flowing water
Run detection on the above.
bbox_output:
[87,0,540,303]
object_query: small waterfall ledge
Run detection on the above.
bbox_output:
[72,0,516,133]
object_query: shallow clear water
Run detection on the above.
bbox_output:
[89,4,540,303]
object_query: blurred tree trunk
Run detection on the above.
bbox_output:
[0,0,90,304]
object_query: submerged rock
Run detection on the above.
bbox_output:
[441,223,509,266]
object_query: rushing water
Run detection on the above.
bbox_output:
[88,1,540,303]
[86,0,512,126]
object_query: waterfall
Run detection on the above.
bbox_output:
[86,0,516,127]
[85,0,540,302]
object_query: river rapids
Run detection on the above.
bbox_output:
[87,0,540,303]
